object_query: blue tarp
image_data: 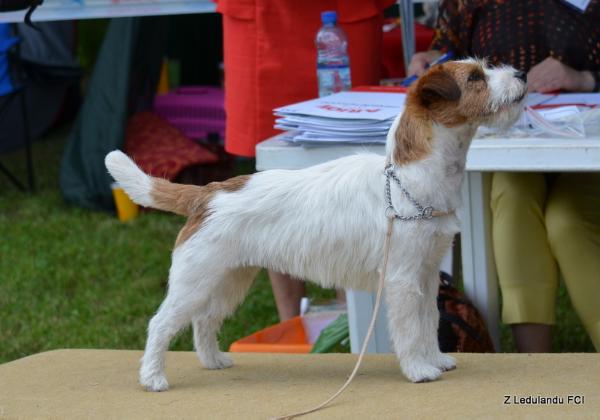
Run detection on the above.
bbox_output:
[0,23,18,96]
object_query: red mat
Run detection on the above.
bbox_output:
[124,112,218,180]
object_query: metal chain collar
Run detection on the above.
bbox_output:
[384,163,437,221]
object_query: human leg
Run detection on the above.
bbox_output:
[546,173,600,351]
[491,172,557,352]
[268,270,306,321]
[511,324,553,352]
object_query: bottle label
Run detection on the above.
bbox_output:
[317,64,350,70]
[317,66,351,97]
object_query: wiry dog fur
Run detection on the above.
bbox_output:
[105,59,526,391]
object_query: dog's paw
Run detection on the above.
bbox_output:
[140,373,169,392]
[201,352,234,370]
[434,353,456,372]
[401,358,442,383]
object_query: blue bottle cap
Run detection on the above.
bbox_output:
[321,11,337,24]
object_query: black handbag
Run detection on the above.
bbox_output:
[437,271,496,353]
[0,0,43,28]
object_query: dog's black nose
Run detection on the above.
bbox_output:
[514,70,527,82]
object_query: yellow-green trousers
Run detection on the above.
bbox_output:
[491,172,600,350]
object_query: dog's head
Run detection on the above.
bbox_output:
[391,58,527,165]
[412,58,526,128]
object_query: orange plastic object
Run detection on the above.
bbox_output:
[156,59,170,95]
[229,316,312,354]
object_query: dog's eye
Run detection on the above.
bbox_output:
[468,72,484,82]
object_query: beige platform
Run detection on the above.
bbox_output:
[0,350,598,419]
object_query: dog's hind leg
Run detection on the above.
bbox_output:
[139,250,216,391]
[192,266,259,370]
[139,293,197,392]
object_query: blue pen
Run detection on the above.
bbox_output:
[400,51,455,87]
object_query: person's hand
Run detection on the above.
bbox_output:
[527,57,595,93]
[407,50,443,77]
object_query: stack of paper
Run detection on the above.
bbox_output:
[273,91,406,145]
[274,91,600,144]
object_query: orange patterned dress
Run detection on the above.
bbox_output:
[430,0,600,88]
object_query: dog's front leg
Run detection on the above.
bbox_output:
[385,267,443,383]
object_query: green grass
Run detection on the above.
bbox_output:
[0,126,594,364]
[0,127,334,364]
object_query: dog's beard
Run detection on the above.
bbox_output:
[482,101,524,130]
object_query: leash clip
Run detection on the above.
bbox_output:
[385,205,396,219]
[421,206,434,220]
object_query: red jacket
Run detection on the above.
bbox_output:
[217,0,394,156]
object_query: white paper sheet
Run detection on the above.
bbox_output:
[525,93,556,107]
[274,91,406,121]
[537,93,600,107]
[536,106,581,121]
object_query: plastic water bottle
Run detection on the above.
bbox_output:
[316,11,351,97]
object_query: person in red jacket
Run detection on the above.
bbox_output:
[217,0,393,320]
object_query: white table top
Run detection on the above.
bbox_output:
[0,0,215,22]
[256,134,600,172]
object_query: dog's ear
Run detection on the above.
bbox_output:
[416,68,461,107]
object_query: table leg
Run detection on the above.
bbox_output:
[398,0,415,74]
[346,289,391,353]
[460,172,501,350]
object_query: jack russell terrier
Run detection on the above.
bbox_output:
[105,58,527,391]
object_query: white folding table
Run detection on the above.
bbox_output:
[256,135,600,351]
[0,0,215,22]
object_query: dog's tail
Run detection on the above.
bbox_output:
[105,150,205,216]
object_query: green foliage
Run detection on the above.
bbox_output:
[76,20,110,72]
[310,314,350,354]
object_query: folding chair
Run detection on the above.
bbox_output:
[0,22,34,191]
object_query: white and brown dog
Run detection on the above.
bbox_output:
[105,59,526,391]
